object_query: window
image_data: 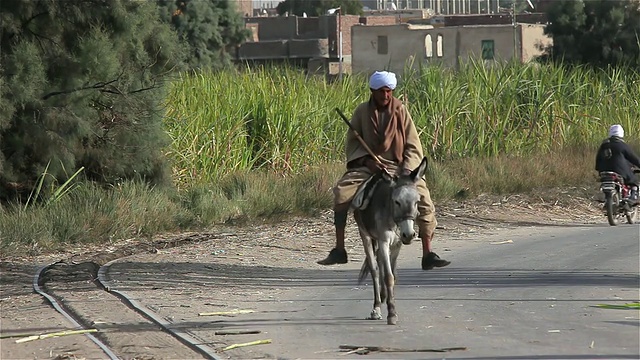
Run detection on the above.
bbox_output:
[436,34,443,57]
[377,35,388,55]
[481,40,495,60]
[425,35,433,58]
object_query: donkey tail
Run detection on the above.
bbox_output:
[358,261,370,285]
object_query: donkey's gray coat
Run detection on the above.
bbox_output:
[354,157,428,325]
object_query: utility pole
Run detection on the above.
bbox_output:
[338,8,343,81]
[512,1,517,61]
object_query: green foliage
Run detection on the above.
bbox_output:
[0,145,615,258]
[157,0,250,70]
[165,62,640,184]
[0,165,339,257]
[0,0,185,202]
[543,0,640,67]
[164,66,360,186]
[276,0,363,16]
[23,160,85,211]
[1,180,191,256]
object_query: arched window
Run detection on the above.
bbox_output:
[436,34,443,57]
[425,34,433,58]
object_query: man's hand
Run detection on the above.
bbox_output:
[364,157,386,174]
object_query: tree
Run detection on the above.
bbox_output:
[543,0,640,67]
[0,0,185,201]
[276,0,363,17]
[157,0,250,70]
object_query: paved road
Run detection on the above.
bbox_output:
[105,224,640,359]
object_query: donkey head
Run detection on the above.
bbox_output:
[381,157,428,244]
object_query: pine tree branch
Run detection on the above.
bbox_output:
[128,81,159,94]
[22,12,49,31]
[42,80,118,100]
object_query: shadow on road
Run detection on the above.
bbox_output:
[444,356,639,360]
[107,261,639,291]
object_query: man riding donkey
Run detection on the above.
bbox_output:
[318,71,451,271]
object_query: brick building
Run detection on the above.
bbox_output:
[234,0,253,17]
[232,1,552,76]
[236,14,400,76]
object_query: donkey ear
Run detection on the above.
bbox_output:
[409,157,428,182]
[381,169,396,183]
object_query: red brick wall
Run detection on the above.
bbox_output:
[330,15,398,57]
[339,16,363,57]
[234,0,253,17]
[359,16,400,26]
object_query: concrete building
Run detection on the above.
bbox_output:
[351,22,551,74]
[237,14,399,75]
[233,0,550,76]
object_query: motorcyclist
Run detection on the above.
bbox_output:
[595,124,640,204]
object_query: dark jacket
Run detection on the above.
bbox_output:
[595,136,640,185]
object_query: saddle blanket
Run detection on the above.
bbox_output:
[351,173,383,210]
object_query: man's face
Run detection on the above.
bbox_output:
[371,87,393,108]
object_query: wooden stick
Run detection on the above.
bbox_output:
[15,329,98,344]
[222,339,272,351]
[1,332,41,340]
[335,108,383,166]
[198,309,255,316]
[340,347,367,355]
[215,330,261,335]
[339,344,467,353]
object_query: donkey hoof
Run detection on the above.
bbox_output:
[368,309,382,320]
[387,315,398,325]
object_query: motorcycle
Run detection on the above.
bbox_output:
[598,170,640,226]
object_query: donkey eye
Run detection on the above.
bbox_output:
[394,200,401,206]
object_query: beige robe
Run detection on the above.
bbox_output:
[333,98,438,236]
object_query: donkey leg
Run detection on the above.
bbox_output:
[378,237,398,325]
[360,231,382,320]
[390,239,402,282]
[376,253,387,305]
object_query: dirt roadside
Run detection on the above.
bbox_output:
[0,190,606,360]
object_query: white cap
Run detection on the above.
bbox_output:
[369,71,397,90]
[609,124,624,138]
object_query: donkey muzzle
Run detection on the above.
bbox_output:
[398,220,416,244]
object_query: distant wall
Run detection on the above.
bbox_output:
[245,17,297,40]
[352,23,550,74]
[520,24,551,62]
[243,14,399,58]
[298,17,322,39]
[238,39,328,60]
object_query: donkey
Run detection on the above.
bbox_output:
[353,157,428,325]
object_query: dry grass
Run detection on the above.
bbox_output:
[4,62,640,258]
[433,145,600,198]
[1,146,614,258]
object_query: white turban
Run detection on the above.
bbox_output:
[609,124,624,138]
[369,71,397,90]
